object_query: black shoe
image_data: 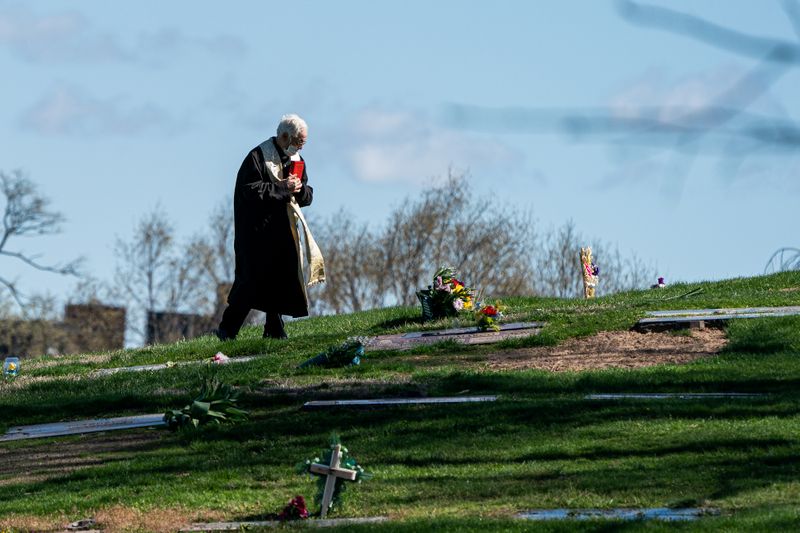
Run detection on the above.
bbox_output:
[264,330,288,340]
[264,314,287,339]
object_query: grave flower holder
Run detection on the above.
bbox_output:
[3,357,20,377]
[417,266,475,321]
[416,290,457,321]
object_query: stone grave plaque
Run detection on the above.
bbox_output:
[93,355,258,376]
[180,517,389,531]
[517,507,717,522]
[368,322,544,351]
[1,414,166,442]
[303,396,498,409]
[636,306,800,331]
[585,393,766,400]
[646,306,800,318]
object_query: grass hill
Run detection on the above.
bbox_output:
[1,272,799,531]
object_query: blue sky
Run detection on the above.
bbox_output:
[1,0,799,306]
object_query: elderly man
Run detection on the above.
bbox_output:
[216,114,324,340]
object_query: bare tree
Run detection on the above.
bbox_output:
[310,174,658,313]
[190,197,235,299]
[310,212,382,314]
[534,220,584,298]
[379,172,539,306]
[596,244,657,295]
[0,170,82,312]
[311,172,541,313]
[534,219,658,298]
[112,206,206,343]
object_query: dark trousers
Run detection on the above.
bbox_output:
[218,300,285,339]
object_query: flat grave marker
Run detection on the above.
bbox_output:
[303,396,498,409]
[368,321,544,351]
[645,306,800,318]
[0,414,166,442]
[517,507,718,522]
[93,355,258,376]
[636,306,800,331]
[180,517,388,531]
[586,393,766,400]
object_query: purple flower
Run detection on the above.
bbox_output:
[591,264,599,276]
[453,299,464,311]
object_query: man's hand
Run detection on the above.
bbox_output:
[286,174,303,193]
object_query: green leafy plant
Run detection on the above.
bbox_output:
[163,376,249,430]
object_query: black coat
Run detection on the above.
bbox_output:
[227,138,313,317]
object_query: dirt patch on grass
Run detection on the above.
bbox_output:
[94,505,225,532]
[0,432,230,531]
[486,329,727,372]
[0,430,164,486]
[0,505,224,532]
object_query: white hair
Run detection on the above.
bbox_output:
[276,114,307,138]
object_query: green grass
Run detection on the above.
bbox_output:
[0,271,799,531]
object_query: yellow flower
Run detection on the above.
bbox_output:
[7,363,16,371]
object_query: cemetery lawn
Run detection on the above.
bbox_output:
[1,272,799,531]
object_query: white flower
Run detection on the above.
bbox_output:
[453,299,464,311]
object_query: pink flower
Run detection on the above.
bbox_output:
[212,352,230,364]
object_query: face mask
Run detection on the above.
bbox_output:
[285,144,299,156]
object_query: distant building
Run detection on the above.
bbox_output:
[0,303,126,358]
[144,283,268,345]
[145,311,215,345]
[62,304,126,353]
[144,283,235,345]
[0,284,259,356]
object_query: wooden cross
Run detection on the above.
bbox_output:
[309,444,358,518]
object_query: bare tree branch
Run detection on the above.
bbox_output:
[0,249,82,276]
[0,274,24,309]
[618,0,800,64]
[0,169,82,310]
[783,0,800,40]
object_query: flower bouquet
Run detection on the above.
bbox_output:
[416,266,474,321]
[475,301,505,331]
[298,338,366,368]
[277,496,309,521]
